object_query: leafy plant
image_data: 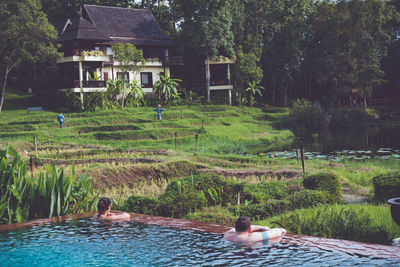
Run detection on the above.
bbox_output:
[0,146,97,224]
[153,71,181,105]
[245,80,264,107]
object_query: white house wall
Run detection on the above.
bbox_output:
[100,64,169,93]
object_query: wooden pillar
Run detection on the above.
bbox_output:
[79,60,83,90]
[79,60,84,110]
[205,55,211,103]
[227,63,232,105]
[228,89,232,106]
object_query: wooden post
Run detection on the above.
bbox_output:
[300,141,306,174]
[30,156,35,177]
[296,149,299,164]
[175,132,177,150]
[205,54,211,103]
[195,134,198,155]
[34,136,38,158]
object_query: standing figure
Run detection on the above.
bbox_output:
[57,112,65,128]
[154,104,165,120]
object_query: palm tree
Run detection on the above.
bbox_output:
[153,72,181,105]
[246,81,264,107]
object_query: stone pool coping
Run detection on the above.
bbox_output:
[1,212,399,260]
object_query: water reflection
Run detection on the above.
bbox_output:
[265,125,400,161]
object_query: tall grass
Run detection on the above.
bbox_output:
[259,204,400,245]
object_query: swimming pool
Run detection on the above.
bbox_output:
[1,216,399,266]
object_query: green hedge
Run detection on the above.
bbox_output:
[303,172,342,201]
[120,195,160,214]
[184,206,237,225]
[372,171,400,202]
[289,190,337,208]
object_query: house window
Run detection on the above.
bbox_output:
[141,72,153,88]
[106,47,113,55]
[117,72,129,81]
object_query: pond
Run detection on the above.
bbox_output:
[266,125,400,161]
[1,219,399,266]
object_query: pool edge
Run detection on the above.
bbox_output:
[1,212,399,260]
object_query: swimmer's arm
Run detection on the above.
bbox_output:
[250,225,270,232]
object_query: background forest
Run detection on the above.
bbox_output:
[2,0,400,111]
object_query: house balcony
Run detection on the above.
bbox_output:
[57,55,110,64]
[210,79,233,90]
[59,80,107,93]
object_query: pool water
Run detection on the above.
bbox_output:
[0,219,398,266]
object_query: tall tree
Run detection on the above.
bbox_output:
[348,0,397,110]
[300,0,353,107]
[262,0,315,106]
[172,0,235,101]
[112,43,146,108]
[0,0,59,113]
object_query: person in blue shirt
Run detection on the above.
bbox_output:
[154,105,165,120]
[57,112,65,128]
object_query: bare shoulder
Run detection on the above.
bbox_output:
[105,211,131,221]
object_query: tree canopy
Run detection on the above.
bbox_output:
[3,0,400,110]
[0,0,59,113]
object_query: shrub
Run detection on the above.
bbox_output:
[286,99,329,135]
[184,206,237,225]
[243,182,288,203]
[329,107,374,127]
[234,199,291,220]
[121,195,160,215]
[289,190,336,209]
[303,172,342,201]
[372,171,400,202]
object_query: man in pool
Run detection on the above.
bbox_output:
[224,216,286,243]
[93,197,130,221]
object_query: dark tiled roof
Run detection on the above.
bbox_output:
[52,19,69,36]
[57,5,173,46]
[58,16,110,42]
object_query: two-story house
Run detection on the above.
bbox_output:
[55,5,174,99]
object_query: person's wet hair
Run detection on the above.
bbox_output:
[235,216,251,232]
[97,197,111,215]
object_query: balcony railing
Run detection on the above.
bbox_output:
[60,80,106,89]
[82,81,106,88]
[211,79,231,86]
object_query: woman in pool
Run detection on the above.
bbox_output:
[224,216,286,244]
[93,197,130,220]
